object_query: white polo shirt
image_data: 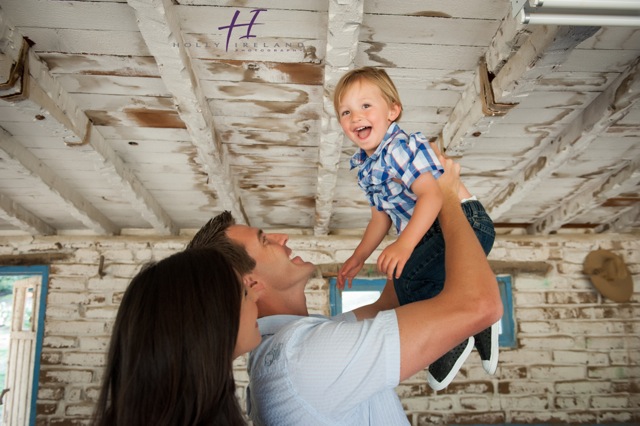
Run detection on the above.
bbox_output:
[246,310,408,425]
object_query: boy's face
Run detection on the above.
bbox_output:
[337,79,400,156]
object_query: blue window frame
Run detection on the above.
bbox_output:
[0,265,49,426]
[329,275,516,348]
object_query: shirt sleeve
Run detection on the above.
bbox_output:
[286,310,401,416]
[390,132,444,189]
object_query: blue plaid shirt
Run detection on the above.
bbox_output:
[350,122,444,234]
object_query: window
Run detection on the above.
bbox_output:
[329,275,516,348]
[329,278,386,315]
[497,275,516,348]
[0,266,49,426]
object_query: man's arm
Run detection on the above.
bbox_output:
[351,279,399,320]
[394,158,503,381]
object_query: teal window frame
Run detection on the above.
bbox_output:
[0,265,49,426]
[329,275,516,348]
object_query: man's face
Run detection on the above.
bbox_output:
[226,224,316,292]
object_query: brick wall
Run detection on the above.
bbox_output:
[0,232,637,425]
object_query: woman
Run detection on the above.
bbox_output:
[93,247,261,426]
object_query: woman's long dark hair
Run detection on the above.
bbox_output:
[93,248,246,426]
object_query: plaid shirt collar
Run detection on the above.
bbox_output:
[349,122,402,170]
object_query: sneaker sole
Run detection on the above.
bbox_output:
[427,336,474,391]
[481,320,500,375]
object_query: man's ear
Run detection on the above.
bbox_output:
[243,274,265,295]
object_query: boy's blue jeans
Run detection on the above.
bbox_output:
[393,200,495,305]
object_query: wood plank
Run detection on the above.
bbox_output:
[364,0,508,20]
[201,80,322,102]
[561,49,640,73]
[129,0,248,223]
[178,0,327,11]
[69,93,174,111]
[56,75,170,96]
[39,53,159,77]
[209,99,321,119]
[16,28,151,56]
[0,127,118,234]
[362,15,500,46]
[194,59,323,84]
[214,115,319,134]
[2,0,139,31]
[355,43,486,70]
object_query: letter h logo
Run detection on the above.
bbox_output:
[218,9,268,52]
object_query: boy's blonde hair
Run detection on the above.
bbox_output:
[333,66,403,122]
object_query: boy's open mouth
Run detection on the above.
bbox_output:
[355,126,372,139]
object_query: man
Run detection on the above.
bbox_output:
[188,157,503,425]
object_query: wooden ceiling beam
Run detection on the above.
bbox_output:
[0,127,117,234]
[441,14,597,156]
[528,157,640,234]
[594,203,640,234]
[0,13,178,235]
[487,56,640,219]
[127,0,248,225]
[313,0,363,236]
[0,192,56,236]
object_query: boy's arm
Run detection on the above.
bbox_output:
[394,158,503,381]
[354,207,391,259]
[338,208,391,288]
[398,172,442,249]
[377,173,442,279]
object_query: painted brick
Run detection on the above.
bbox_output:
[101,263,143,278]
[49,277,87,291]
[46,305,82,319]
[62,352,106,367]
[591,394,630,409]
[588,365,640,380]
[84,305,119,320]
[71,249,101,264]
[38,386,65,400]
[530,365,587,380]
[459,395,491,410]
[78,336,110,352]
[45,320,107,335]
[50,264,99,277]
[86,276,129,292]
[41,369,93,385]
[554,395,590,409]
[598,410,635,422]
[64,403,95,416]
[555,380,613,394]
[43,336,78,349]
[100,249,134,262]
[1,232,633,425]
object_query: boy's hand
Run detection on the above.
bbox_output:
[338,255,365,289]
[377,240,413,280]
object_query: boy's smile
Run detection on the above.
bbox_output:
[338,79,401,157]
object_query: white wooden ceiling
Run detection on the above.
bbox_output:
[0,0,639,237]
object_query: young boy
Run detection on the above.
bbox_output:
[334,66,499,391]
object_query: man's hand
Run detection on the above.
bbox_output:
[435,156,461,197]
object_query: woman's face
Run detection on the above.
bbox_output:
[233,285,261,358]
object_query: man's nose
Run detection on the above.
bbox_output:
[268,233,289,246]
